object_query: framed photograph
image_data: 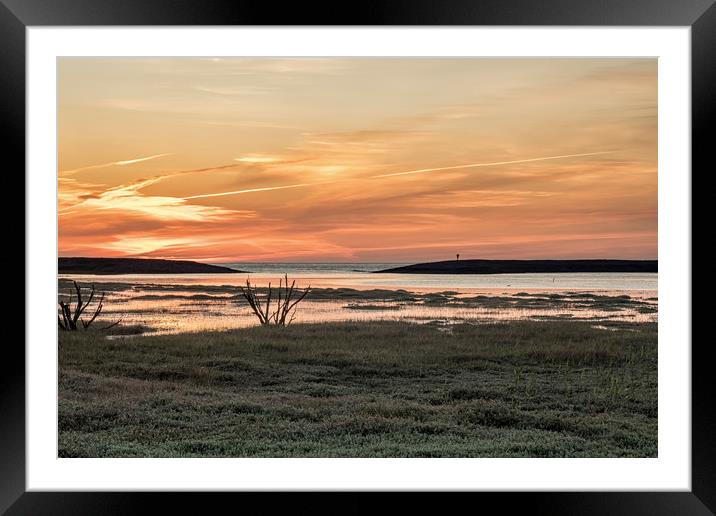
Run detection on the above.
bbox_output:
[7,0,710,512]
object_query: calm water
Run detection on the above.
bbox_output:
[63,262,658,291]
[59,264,657,335]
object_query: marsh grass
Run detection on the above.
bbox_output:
[59,320,656,457]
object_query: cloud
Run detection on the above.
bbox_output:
[235,156,283,164]
[233,155,316,165]
[60,174,251,223]
[193,85,274,96]
[96,236,204,256]
[58,177,105,212]
[58,174,261,257]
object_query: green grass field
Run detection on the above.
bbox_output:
[58,320,657,457]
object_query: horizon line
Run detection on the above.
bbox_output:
[58,256,658,263]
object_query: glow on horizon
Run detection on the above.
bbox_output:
[58,58,657,262]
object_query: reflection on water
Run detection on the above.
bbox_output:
[58,275,658,336]
[60,270,658,292]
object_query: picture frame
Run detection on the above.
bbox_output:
[5,0,709,512]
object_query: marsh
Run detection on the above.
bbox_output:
[59,320,657,458]
[58,268,657,335]
[57,267,657,458]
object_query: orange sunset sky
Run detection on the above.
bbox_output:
[58,58,657,263]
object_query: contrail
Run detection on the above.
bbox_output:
[371,151,618,178]
[60,153,172,175]
[114,153,173,166]
[63,149,617,205]
[180,151,616,200]
[182,183,312,200]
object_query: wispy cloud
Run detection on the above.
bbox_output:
[233,155,316,165]
[59,176,250,222]
[193,85,274,96]
[235,156,283,164]
[97,236,203,256]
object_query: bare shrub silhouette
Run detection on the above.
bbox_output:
[238,274,311,326]
[58,281,120,331]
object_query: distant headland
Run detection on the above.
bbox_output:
[375,259,657,275]
[58,257,243,275]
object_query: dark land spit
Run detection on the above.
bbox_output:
[376,259,657,275]
[59,257,243,275]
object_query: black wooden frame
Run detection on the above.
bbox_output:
[4,0,709,513]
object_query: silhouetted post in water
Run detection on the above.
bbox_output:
[456,254,460,261]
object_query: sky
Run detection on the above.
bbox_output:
[58,58,657,263]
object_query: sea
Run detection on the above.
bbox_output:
[63,262,658,291]
[220,263,658,291]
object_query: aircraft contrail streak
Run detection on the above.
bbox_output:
[80,150,617,203]
[60,153,172,175]
[182,183,312,200]
[114,153,173,166]
[371,150,618,178]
